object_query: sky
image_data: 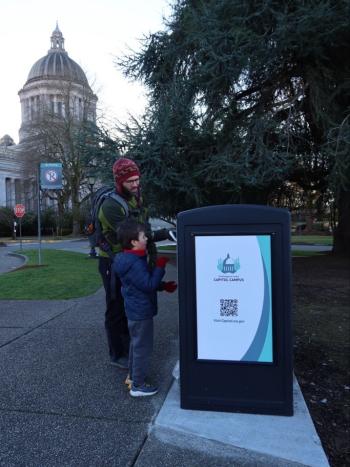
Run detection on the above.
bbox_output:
[0,0,172,143]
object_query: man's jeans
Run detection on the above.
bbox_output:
[98,257,130,360]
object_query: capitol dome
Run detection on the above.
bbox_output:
[18,24,97,142]
[26,24,88,86]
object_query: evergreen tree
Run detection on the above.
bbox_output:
[118,0,350,254]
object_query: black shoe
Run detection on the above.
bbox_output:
[110,356,128,369]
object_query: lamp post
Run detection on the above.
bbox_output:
[87,174,96,196]
[87,174,97,257]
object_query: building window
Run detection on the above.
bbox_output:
[50,96,55,114]
[25,99,30,121]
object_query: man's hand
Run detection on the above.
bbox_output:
[168,229,177,242]
[151,228,176,243]
[156,256,169,268]
[163,281,177,293]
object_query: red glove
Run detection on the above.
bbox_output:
[156,256,169,268]
[163,281,177,293]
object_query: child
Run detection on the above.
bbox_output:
[113,219,177,397]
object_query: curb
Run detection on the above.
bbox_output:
[7,252,28,272]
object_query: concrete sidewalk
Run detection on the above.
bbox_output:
[0,247,25,274]
[0,246,329,466]
[0,265,179,466]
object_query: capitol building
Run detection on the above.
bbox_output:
[0,24,97,210]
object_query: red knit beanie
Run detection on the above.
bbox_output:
[112,158,140,193]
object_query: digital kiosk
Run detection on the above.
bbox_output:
[177,205,293,415]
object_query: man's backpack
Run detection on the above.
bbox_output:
[85,186,130,256]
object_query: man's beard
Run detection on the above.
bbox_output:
[122,186,139,198]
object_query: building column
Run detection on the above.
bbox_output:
[11,179,16,207]
[74,96,78,118]
[21,100,25,123]
[0,175,6,207]
[5,178,14,207]
[25,99,30,122]
[20,179,25,204]
[15,179,22,204]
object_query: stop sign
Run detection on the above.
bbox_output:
[14,204,25,218]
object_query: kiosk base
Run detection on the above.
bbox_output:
[155,373,329,467]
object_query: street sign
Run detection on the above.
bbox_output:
[14,204,25,218]
[40,162,63,189]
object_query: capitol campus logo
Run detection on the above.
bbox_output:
[217,253,240,274]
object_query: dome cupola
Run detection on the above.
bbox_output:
[26,23,88,86]
[0,134,15,147]
[50,22,65,51]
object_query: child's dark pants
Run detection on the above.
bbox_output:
[128,318,153,386]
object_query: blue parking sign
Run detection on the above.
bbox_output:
[40,163,63,189]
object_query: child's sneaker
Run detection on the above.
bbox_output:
[125,374,132,390]
[130,383,158,397]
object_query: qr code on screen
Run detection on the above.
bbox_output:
[220,299,238,317]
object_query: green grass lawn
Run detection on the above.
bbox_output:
[292,250,328,257]
[291,235,333,245]
[158,244,328,257]
[0,249,102,300]
[159,236,332,248]
[1,246,325,300]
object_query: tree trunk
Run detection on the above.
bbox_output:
[304,209,314,234]
[240,187,270,204]
[57,198,64,237]
[71,189,81,237]
[333,188,350,257]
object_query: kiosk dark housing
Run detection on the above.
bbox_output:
[177,205,293,416]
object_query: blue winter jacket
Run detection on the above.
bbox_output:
[113,251,165,321]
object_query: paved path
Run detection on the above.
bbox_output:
[0,262,180,466]
[0,247,25,274]
[0,239,95,276]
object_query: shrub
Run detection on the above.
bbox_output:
[41,208,58,235]
[0,207,13,236]
[20,211,37,235]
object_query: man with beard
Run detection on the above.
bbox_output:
[98,158,171,368]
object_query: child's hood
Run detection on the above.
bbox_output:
[114,252,145,276]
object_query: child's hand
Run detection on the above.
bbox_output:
[163,281,177,293]
[156,256,169,268]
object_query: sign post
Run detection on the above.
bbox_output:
[37,163,63,264]
[177,205,293,416]
[14,204,25,251]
